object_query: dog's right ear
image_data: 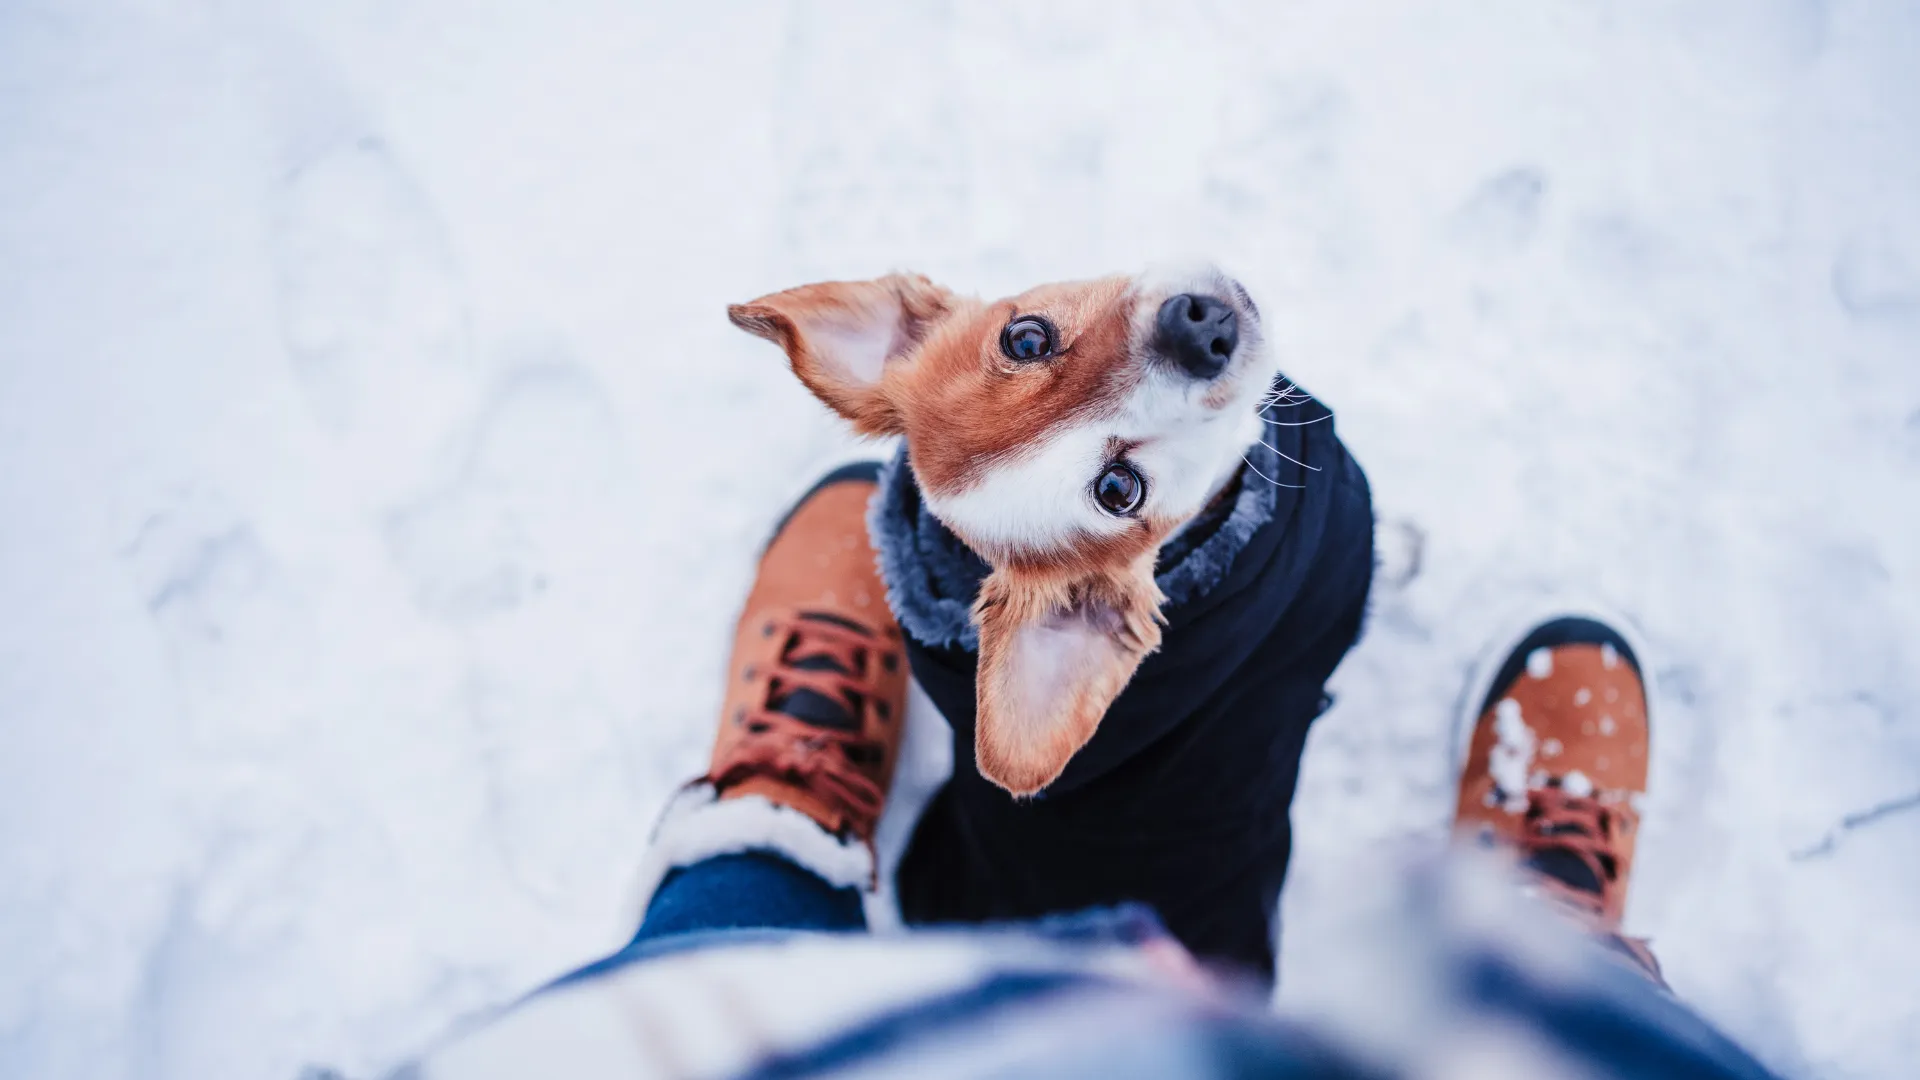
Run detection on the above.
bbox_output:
[728,273,953,436]
[971,559,1165,797]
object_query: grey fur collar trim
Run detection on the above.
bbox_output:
[867,432,1280,652]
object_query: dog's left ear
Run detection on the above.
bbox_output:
[728,273,953,436]
[971,558,1165,796]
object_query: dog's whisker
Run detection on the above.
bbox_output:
[1262,414,1331,427]
[1242,455,1305,490]
[1258,390,1313,408]
[1256,439,1323,473]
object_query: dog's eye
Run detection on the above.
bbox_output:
[1001,317,1055,361]
[1093,463,1144,516]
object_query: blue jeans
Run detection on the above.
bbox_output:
[552,852,863,990]
[545,852,1779,1080]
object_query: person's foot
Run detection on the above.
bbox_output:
[705,462,909,846]
[1454,616,1660,975]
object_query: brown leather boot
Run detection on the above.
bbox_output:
[1454,616,1662,980]
[705,462,909,846]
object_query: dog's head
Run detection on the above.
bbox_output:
[731,268,1280,795]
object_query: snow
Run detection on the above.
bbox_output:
[2,2,1917,1079]
[1526,647,1554,680]
[1489,699,1538,810]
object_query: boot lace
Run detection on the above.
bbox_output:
[1519,785,1624,920]
[712,613,891,832]
[1517,786,1665,982]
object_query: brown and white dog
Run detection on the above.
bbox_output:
[731,267,1283,797]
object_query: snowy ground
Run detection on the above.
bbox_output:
[3,2,1918,1078]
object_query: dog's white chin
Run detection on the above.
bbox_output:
[1202,355,1285,498]
[1173,412,1264,544]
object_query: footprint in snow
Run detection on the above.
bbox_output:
[384,358,627,624]
[270,136,476,452]
[1832,231,1920,320]
[122,489,311,748]
[1449,167,1547,258]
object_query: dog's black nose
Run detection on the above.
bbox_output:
[1154,293,1238,379]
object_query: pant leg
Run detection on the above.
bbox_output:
[635,851,866,941]
[549,782,875,989]
[555,851,866,989]
[1451,925,1780,1079]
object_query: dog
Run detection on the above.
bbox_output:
[730,267,1290,795]
[730,266,1374,977]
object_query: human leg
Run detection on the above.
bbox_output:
[1453,614,1663,978]
[568,463,908,980]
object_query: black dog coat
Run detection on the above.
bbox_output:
[870,378,1376,982]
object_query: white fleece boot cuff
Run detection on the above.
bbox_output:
[630,783,876,914]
